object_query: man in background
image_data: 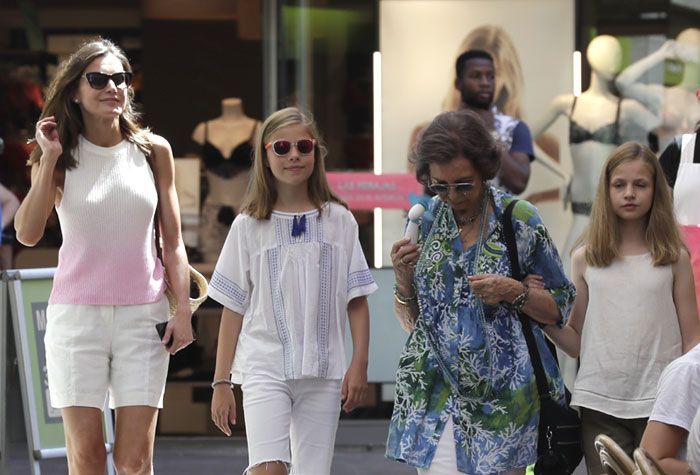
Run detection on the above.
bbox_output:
[454,49,534,194]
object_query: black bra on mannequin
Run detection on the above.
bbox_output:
[569,96,623,146]
[201,121,256,178]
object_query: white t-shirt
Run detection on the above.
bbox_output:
[208,202,378,383]
[649,343,700,460]
[687,407,700,474]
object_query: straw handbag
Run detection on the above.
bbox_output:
[163,265,208,317]
[147,152,208,316]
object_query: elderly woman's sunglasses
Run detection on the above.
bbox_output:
[428,182,475,195]
[265,139,315,157]
[83,72,133,90]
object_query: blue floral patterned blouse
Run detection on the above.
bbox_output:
[386,188,575,474]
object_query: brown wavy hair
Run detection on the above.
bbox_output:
[412,109,501,186]
[241,107,347,220]
[28,37,150,170]
[584,141,683,267]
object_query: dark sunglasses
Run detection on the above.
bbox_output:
[428,182,475,195]
[83,71,133,90]
[265,139,315,157]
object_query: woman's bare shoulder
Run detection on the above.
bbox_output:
[149,133,172,153]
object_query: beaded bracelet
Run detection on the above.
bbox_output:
[393,284,417,306]
[512,284,530,312]
[211,378,234,389]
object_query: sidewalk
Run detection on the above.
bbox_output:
[7,420,413,475]
[7,419,587,474]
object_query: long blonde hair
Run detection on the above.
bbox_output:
[584,141,683,267]
[241,107,347,219]
[443,25,524,118]
[28,38,150,169]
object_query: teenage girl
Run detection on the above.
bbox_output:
[542,141,700,475]
[208,107,377,475]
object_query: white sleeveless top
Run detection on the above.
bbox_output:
[675,133,700,226]
[50,136,165,305]
[571,253,681,418]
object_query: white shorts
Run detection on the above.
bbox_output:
[241,374,342,475]
[44,297,170,410]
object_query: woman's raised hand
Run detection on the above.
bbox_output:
[391,237,419,288]
[35,116,63,162]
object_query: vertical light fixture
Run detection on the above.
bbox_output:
[297,0,310,110]
[373,51,383,268]
[573,51,582,97]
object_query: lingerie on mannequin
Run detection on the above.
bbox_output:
[192,97,260,262]
[569,96,622,146]
[201,120,255,178]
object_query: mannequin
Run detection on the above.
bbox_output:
[532,35,659,273]
[192,98,259,262]
[616,28,700,152]
[531,35,659,390]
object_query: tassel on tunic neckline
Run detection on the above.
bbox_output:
[291,214,307,237]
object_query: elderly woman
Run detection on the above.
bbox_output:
[386,110,576,475]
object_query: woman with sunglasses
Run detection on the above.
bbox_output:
[386,110,575,474]
[208,107,376,474]
[14,38,193,473]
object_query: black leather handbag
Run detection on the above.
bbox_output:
[502,200,583,475]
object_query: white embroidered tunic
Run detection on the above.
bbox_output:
[208,202,377,383]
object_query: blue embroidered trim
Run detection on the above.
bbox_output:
[347,269,375,293]
[317,243,333,378]
[210,270,248,309]
[272,212,321,245]
[267,248,294,379]
[274,216,284,246]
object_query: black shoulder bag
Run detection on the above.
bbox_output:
[502,200,582,475]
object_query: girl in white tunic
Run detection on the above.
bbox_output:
[542,141,700,475]
[208,107,377,475]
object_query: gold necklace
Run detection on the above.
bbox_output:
[456,212,478,234]
[456,191,487,235]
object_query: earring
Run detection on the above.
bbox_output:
[73,99,79,103]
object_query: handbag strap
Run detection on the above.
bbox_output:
[502,200,551,399]
[145,149,164,262]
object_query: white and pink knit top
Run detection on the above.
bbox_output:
[49,135,165,305]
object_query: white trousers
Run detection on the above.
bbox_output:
[417,419,527,475]
[241,374,342,475]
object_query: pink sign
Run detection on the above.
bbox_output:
[326,172,423,210]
